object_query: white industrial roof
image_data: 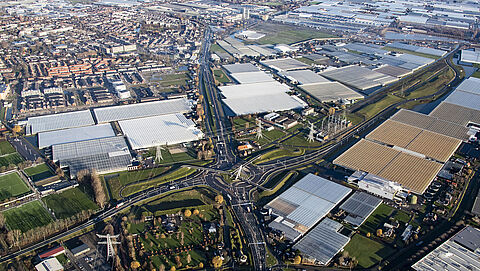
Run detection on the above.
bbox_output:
[300,82,364,103]
[267,173,352,240]
[282,70,331,85]
[460,50,480,64]
[35,258,63,271]
[413,226,480,271]
[93,98,192,123]
[222,63,260,74]
[260,58,310,72]
[455,77,480,96]
[38,123,115,149]
[27,110,95,135]
[293,218,351,265]
[320,65,397,90]
[229,71,274,84]
[220,81,307,115]
[119,113,203,149]
[53,136,132,177]
[444,90,480,111]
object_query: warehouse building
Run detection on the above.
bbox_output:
[299,82,364,103]
[339,191,382,227]
[266,173,352,241]
[93,98,192,123]
[459,49,480,66]
[219,81,307,116]
[119,113,203,150]
[260,58,310,72]
[222,63,260,74]
[412,226,480,270]
[38,123,115,149]
[26,110,95,135]
[293,218,351,265]
[320,65,397,91]
[281,70,330,85]
[334,139,444,194]
[53,136,132,178]
[229,71,274,84]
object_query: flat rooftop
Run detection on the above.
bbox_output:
[27,110,95,135]
[333,139,443,194]
[222,63,260,74]
[390,109,470,141]
[299,82,364,103]
[266,173,351,241]
[119,113,203,149]
[412,226,480,271]
[340,191,382,227]
[366,119,462,162]
[282,70,330,85]
[93,98,192,123]
[430,102,480,126]
[38,123,115,149]
[229,71,274,84]
[320,65,397,91]
[260,58,310,72]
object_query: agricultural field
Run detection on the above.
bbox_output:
[3,200,53,232]
[0,141,15,156]
[24,163,54,182]
[248,23,336,45]
[43,187,98,219]
[0,172,30,201]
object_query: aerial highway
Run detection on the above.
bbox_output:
[0,27,466,271]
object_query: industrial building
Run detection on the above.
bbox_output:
[93,98,192,123]
[320,65,397,91]
[281,70,330,85]
[339,191,382,227]
[387,42,447,57]
[299,82,364,103]
[260,58,310,72]
[333,139,444,194]
[459,49,480,66]
[229,71,274,84]
[222,63,260,74]
[26,110,95,135]
[52,136,132,178]
[293,218,351,265]
[118,113,203,149]
[266,173,352,241]
[219,81,306,116]
[412,226,480,271]
[38,123,115,149]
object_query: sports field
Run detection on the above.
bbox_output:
[0,141,15,156]
[43,188,98,219]
[4,200,53,232]
[0,172,30,201]
[24,163,55,182]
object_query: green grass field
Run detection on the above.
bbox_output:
[213,69,231,84]
[344,234,394,268]
[356,94,403,120]
[0,153,23,167]
[281,133,322,147]
[158,73,189,87]
[249,23,336,45]
[0,141,15,156]
[359,204,394,235]
[254,148,304,165]
[0,172,30,201]
[24,163,55,182]
[121,167,197,198]
[382,46,440,60]
[104,167,170,200]
[145,148,198,165]
[43,188,98,219]
[4,200,53,232]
